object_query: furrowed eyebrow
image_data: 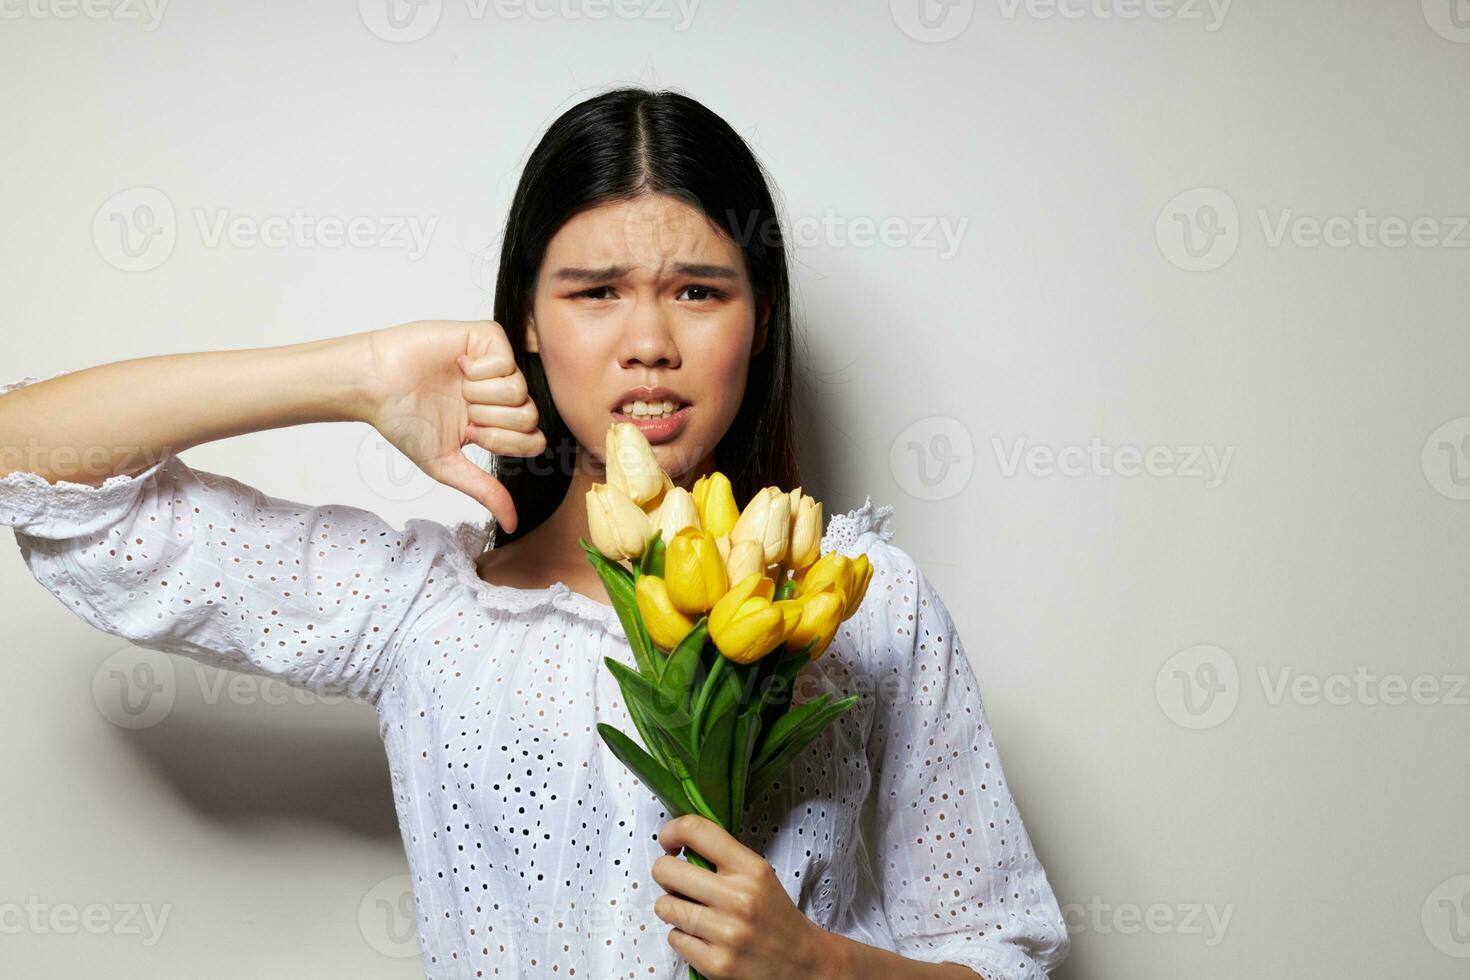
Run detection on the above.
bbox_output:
[551,263,740,283]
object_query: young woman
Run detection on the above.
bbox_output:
[0,88,1068,979]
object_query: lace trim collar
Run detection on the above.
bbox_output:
[439,517,630,638]
[442,494,896,635]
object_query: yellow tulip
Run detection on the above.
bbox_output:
[784,586,847,660]
[634,574,698,650]
[585,482,652,561]
[649,485,700,543]
[842,554,872,619]
[709,572,802,665]
[786,488,822,572]
[795,550,846,600]
[692,471,739,538]
[605,422,664,506]
[724,538,764,587]
[709,571,772,637]
[796,550,872,620]
[730,486,790,565]
[663,527,729,614]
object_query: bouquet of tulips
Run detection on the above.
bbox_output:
[581,424,873,942]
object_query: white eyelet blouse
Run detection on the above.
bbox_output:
[0,372,1068,980]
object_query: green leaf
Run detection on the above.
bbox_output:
[581,538,660,679]
[619,681,676,777]
[581,536,633,584]
[760,643,815,733]
[606,656,679,717]
[605,656,696,779]
[634,528,663,580]
[646,531,666,579]
[701,655,746,740]
[694,702,738,828]
[651,725,696,779]
[728,709,762,837]
[744,694,862,801]
[597,723,694,817]
[659,619,708,706]
[754,693,833,768]
[690,653,727,753]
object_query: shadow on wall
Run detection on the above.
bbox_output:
[122,712,401,840]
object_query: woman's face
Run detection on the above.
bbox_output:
[527,192,768,484]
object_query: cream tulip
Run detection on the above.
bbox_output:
[585,482,652,561]
[649,485,700,542]
[729,486,790,565]
[604,422,664,506]
[724,538,764,587]
[786,489,822,572]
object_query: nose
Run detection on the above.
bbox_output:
[618,289,681,369]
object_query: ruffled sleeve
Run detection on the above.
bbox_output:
[0,373,454,707]
[848,506,1069,978]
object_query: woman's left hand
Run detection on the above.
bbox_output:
[653,814,844,980]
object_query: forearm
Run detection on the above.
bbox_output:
[0,333,376,485]
[820,930,986,980]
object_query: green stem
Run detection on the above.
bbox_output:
[675,779,720,980]
[689,654,726,753]
[679,778,721,824]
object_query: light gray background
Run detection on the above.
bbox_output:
[2,1,1468,977]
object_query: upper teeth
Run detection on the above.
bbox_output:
[623,399,680,417]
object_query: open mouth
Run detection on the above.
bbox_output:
[610,401,692,443]
[614,398,688,420]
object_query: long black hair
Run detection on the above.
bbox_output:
[489,86,801,546]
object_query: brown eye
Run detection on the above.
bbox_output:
[679,284,726,302]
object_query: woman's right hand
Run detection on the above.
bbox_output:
[359,319,545,533]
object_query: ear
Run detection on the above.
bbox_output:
[751,300,771,355]
[524,313,539,354]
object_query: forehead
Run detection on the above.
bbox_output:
[542,194,744,276]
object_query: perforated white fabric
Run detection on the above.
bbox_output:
[1,373,1068,979]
